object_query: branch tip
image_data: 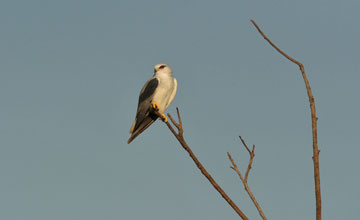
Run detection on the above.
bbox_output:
[250,19,321,220]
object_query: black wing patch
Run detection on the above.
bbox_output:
[128,77,159,142]
[138,78,159,104]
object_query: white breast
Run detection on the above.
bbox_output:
[152,75,176,113]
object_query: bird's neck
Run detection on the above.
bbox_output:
[155,72,172,78]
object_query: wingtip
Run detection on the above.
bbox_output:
[129,120,136,134]
[127,134,137,144]
[127,128,139,144]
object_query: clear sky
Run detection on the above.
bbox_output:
[1,0,359,219]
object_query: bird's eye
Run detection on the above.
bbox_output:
[159,65,165,69]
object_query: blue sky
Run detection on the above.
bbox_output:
[1,0,359,219]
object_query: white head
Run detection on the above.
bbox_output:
[154,63,173,76]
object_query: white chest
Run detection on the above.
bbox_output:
[152,75,174,112]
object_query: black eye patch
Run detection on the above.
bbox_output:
[159,65,165,69]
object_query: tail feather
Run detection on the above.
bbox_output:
[127,116,157,144]
[129,120,136,134]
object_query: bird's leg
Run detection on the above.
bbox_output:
[150,102,166,122]
[151,101,160,110]
[160,113,168,122]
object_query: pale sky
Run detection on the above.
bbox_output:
[1,0,359,219]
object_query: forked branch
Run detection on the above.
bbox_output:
[251,19,321,220]
[227,136,267,220]
[153,108,249,220]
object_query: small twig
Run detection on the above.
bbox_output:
[154,108,249,220]
[228,137,267,220]
[239,136,255,182]
[251,19,321,220]
[239,136,252,155]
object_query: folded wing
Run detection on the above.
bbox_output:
[128,77,159,144]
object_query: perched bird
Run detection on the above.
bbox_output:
[128,63,177,144]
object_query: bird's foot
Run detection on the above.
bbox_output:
[151,102,160,110]
[160,113,168,122]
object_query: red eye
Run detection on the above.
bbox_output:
[159,65,165,69]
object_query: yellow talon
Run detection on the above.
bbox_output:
[161,113,168,122]
[151,102,159,110]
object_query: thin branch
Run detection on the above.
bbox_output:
[251,19,321,220]
[239,136,252,155]
[239,136,255,182]
[228,137,267,220]
[153,108,249,220]
[245,145,255,182]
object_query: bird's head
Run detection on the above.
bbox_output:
[154,63,172,76]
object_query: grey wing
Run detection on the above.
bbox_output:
[128,77,159,144]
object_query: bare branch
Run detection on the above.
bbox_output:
[153,108,249,220]
[228,138,267,220]
[167,113,179,130]
[239,136,252,155]
[238,136,255,182]
[227,152,245,182]
[176,107,182,127]
[251,19,321,220]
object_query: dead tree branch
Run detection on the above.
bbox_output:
[227,136,267,220]
[153,108,249,220]
[251,19,321,220]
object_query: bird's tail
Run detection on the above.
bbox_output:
[127,116,157,144]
